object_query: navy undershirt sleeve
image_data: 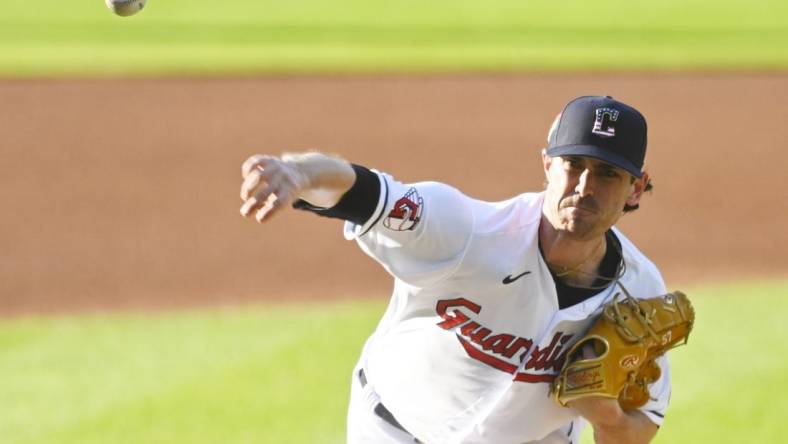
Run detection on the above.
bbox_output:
[292,164,380,226]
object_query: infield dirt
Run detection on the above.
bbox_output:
[1,74,786,315]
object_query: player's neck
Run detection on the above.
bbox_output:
[538,217,607,287]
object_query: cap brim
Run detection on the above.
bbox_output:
[546,145,643,178]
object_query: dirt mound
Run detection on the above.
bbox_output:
[1,74,785,315]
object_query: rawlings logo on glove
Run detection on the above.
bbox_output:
[551,290,695,410]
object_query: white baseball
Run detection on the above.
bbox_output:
[105,0,147,17]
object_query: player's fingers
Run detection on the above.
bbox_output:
[240,197,259,219]
[240,167,266,201]
[240,184,276,218]
[581,342,598,359]
[241,154,274,179]
[255,194,286,223]
[241,163,286,202]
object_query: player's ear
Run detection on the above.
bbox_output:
[541,149,553,179]
[625,170,650,207]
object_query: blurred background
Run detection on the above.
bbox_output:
[0,1,786,443]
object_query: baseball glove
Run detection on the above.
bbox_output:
[551,290,695,410]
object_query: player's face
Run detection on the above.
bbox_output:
[542,153,647,240]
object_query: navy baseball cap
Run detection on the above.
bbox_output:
[546,96,647,178]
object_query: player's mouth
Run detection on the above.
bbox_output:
[567,206,595,214]
[560,197,598,214]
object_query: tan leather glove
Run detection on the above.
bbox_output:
[552,291,695,410]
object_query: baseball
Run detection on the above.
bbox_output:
[105,0,146,17]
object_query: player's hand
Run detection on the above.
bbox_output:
[240,154,310,223]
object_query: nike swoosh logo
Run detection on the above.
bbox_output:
[502,271,531,285]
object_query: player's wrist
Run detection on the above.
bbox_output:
[283,152,353,188]
[569,396,623,429]
[280,152,317,190]
[592,409,657,444]
[281,151,356,207]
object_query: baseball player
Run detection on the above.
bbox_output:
[240,96,669,444]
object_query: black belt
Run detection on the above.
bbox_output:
[358,369,422,443]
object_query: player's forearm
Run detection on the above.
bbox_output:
[568,396,657,444]
[588,409,657,444]
[281,152,356,208]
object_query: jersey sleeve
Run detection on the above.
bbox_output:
[638,267,672,426]
[638,353,671,427]
[343,171,474,287]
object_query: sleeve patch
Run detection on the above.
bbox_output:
[383,187,424,231]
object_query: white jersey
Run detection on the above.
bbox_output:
[344,171,671,444]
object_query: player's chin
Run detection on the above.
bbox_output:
[560,218,599,239]
[561,210,594,226]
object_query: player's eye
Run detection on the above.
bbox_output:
[601,169,620,178]
[565,157,582,169]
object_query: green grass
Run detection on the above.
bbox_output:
[0,302,382,444]
[1,280,786,444]
[1,0,787,76]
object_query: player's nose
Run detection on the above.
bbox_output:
[575,169,594,197]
